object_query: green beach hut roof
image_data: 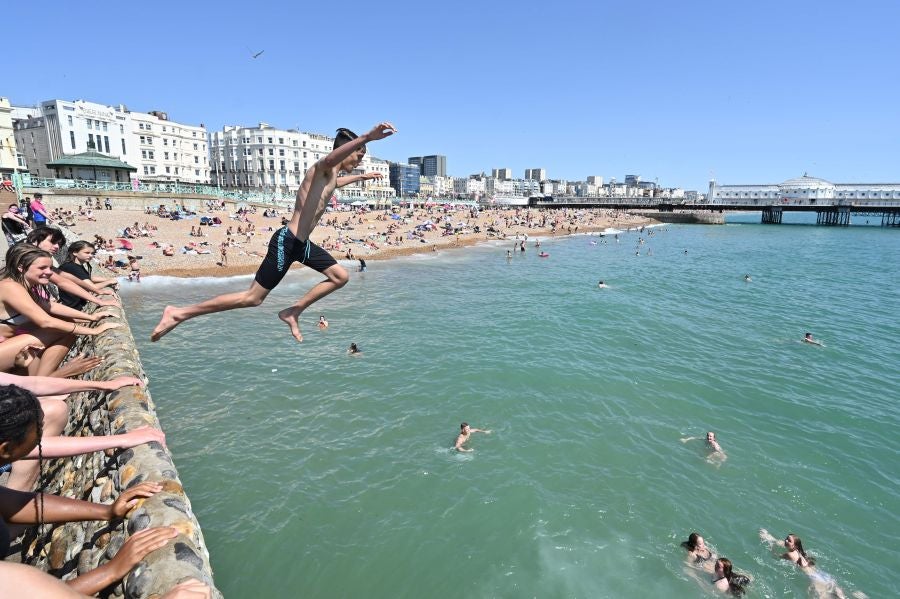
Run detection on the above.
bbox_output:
[46,150,137,171]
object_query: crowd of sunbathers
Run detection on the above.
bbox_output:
[0,225,211,597]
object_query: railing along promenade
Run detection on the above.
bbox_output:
[529,196,900,226]
[0,226,221,598]
[11,173,295,206]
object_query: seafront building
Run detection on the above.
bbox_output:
[12,99,209,184]
[525,168,546,182]
[389,162,421,197]
[708,175,900,204]
[0,98,24,178]
[492,168,512,180]
[13,99,137,180]
[209,123,394,199]
[408,155,447,177]
[129,110,209,183]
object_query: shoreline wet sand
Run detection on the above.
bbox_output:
[52,205,657,278]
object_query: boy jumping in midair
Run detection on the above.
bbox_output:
[151,122,396,342]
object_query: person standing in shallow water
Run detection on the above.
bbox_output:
[151,122,396,343]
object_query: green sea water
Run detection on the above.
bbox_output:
[122,217,899,598]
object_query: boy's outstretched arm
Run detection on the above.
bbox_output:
[320,122,396,170]
[336,172,384,189]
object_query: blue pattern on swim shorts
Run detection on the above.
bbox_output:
[276,227,287,272]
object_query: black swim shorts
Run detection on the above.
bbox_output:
[254,226,338,290]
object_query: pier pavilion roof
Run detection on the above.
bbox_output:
[779,174,834,190]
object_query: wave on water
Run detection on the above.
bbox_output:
[117,273,257,291]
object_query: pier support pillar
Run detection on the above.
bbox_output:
[883,211,900,227]
[817,207,851,226]
[761,206,782,224]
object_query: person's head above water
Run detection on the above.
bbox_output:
[805,332,813,340]
[706,431,716,442]
[681,532,706,552]
[460,422,469,432]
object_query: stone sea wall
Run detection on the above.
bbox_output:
[6,306,221,598]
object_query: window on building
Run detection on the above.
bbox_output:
[70,131,76,149]
[268,160,275,170]
[143,166,149,175]
[174,153,178,159]
[162,126,167,132]
[193,143,198,150]
[258,159,264,170]
[175,167,179,174]
[88,133,95,148]
[104,136,110,153]
[122,139,127,154]
[164,152,169,160]
[67,115,73,126]
[303,151,307,158]
[267,137,273,144]
[268,148,274,156]
[164,139,168,146]
[293,162,299,171]
[142,150,147,159]
[257,137,262,143]
[146,124,152,131]
[278,149,285,156]
[148,151,154,159]
[166,166,171,174]
[292,140,298,147]
[194,156,199,164]
[102,122,108,132]
[119,124,124,134]
[150,166,156,174]
[280,160,285,170]
[258,148,263,155]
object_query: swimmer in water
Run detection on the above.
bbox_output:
[711,558,751,596]
[347,342,361,354]
[454,422,491,452]
[759,530,863,598]
[681,532,715,571]
[744,274,752,282]
[680,431,727,465]
[506,250,512,260]
[597,280,608,288]
[803,332,824,346]
[318,315,329,329]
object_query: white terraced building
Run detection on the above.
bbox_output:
[208,123,394,199]
[708,175,900,205]
[130,111,210,183]
[12,99,209,184]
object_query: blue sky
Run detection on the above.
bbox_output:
[6,0,899,190]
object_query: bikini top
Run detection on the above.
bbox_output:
[0,285,51,327]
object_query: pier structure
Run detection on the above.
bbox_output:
[522,175,900,227]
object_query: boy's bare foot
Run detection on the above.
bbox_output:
[151,306,183,341]
[278,307,304,342]
[52,354,103,378]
